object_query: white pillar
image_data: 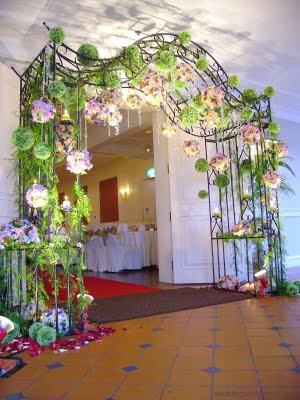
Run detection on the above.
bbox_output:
[153,111,173,283]
[0,63,19,223]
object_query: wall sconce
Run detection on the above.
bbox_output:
[120,187,129,199]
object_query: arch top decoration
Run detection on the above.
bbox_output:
[0,23,293,338]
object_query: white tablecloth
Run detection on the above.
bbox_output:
[120,230,158,267]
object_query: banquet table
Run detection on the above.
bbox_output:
[119,230,158,267]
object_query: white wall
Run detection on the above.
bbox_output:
[0,63,18,223]
[278,118,300,268]
[58,156,156,224]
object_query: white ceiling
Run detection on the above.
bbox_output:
[1,0,299,121]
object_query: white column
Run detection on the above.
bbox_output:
[153,111,173,283]
[0,63,19,223]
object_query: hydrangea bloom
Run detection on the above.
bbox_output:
[263,170,281,189]
[200,85,224,109]
[139,71,167,108]
[183,140,201,157]
[31,97,56,123]
[42,308,69,334]
[210,153,230,172]
[277,142,288,158]
[26,183,48,208]
[231,220,252,236]
[0,219,40,248]
[241,125,261,144]
[126,93,143,110]
[203,109,219,128]
[174,63,193,82]
[161,122,177,138]
[66,149,93,175]
[219,275,239,290]
[85,90,122,127]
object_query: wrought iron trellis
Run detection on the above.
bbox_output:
[2,23,284,331]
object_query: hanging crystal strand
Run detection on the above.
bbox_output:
[115,125,120,136]
[84,117,88,149]
[108,125,111,137]
[127,107,130,128]
[156,108,161,148]
[138,109,142,127]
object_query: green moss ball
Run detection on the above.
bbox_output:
[36,326,57,347]
[243,88,258,102]
[240,159,254,174]
[105,72,121,88]
[198,189,209,199]
[124,45,140,60]
[155,50,177,72]
[264,86,275,98]
[47,80,66,99]
[174,80,188,91]
[179,106,199,127]
[195,57,209,71]
[241,107,253,120]
[178,31,192,45]
[286,284,299,297]
[190,95,206,112]
[195,158,210,173]
[49,27,65,45]
[277,279,293,295]
[215,174,230,189]
[1,322,20,344]
[77,44,99,66]
[34,143,51,160]
[228,75,240,88]
[293,280,300,289]
[12,127,35,151]
[29,322,43,340]
[268,121,280,135]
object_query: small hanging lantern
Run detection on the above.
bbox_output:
[55,109,75,157]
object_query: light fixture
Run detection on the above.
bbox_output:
[62,196,72,212]
[120,187,129,199]
[146,148,151,152]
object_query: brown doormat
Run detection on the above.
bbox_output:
[88,287,253,324]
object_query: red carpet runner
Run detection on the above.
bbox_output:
[44,274,160,300]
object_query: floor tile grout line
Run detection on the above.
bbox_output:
[239,300,265,400]
[157,309,198,399]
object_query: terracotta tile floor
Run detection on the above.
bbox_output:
[1,296,300,399]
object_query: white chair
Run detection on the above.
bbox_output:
[85,235,108,272]
[106,233,142,272]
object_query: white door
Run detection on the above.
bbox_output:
[168,130,215,284]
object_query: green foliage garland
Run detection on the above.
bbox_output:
[12,127,35,151]
[69,182,92,231]
[277,279,293,295]
[49,27,65,44]
[178,31,192,45]
[77,44,99,66]
[293,280,300,289]
[179,106,199,127]
[36,326,57,346]
[195,158,210,173]
[65,87,87,114]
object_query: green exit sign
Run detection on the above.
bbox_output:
[146,167,155,178]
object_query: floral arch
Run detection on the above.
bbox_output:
[1,24,292,335]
